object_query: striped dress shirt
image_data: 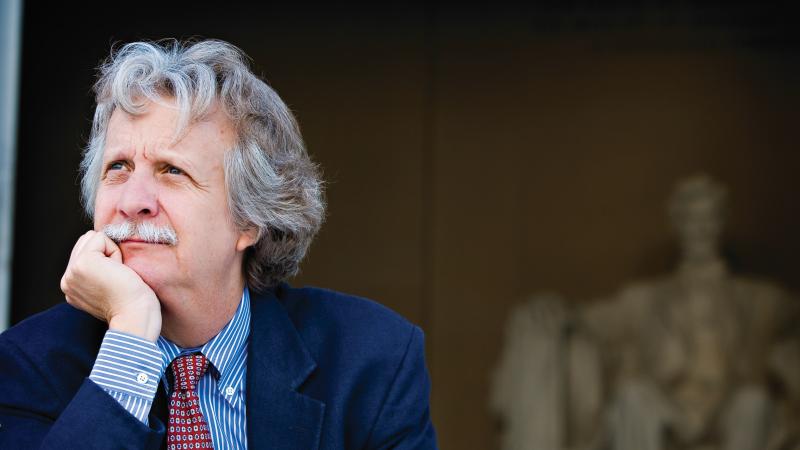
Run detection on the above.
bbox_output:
[89,289,251,449]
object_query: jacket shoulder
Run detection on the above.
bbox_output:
[1,304,106,409]
[272,284,421,369]
[277,284,418,341]
[2,303,105,355]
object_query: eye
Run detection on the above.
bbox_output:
[166,166,184,175]
[108,161,125,170]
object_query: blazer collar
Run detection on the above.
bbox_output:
[245,287,325,450]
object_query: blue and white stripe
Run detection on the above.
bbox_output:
[89,288,251,449]
[90,331,163,423]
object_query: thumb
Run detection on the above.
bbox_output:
[102,233,123,262]
[83,230,123,262]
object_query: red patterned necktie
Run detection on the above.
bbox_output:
[167,353,214,450]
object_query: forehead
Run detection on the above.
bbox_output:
[104,99,236,161]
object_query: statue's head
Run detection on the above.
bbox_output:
[667,174,727,264]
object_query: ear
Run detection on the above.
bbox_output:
[236,227,259,252]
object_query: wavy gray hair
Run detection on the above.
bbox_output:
[80,39,325,291]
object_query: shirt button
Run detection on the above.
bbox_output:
[136,373,149,384]
[225,386,235,396]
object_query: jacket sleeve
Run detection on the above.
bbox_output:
[0,334,166,449]
[364,326,438,450]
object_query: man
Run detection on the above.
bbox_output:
[0,39,437,449]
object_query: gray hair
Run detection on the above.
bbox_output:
[81,39,325,291]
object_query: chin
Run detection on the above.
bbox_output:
[121,251,176,296]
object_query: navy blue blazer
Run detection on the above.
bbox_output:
[0,284,437,449]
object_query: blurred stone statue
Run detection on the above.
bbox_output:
[491,293,603,450]
[491,175,800,450]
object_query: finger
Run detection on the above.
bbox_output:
[69,230,95,260]
[82,230,124,262]
[81,230,112,256]
[60,273,68,294]
[64,294,82,311]
[64,231,94,286]
[74,229,105,258]
[101,233,123,262]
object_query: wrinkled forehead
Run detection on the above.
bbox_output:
[103,98,236,160]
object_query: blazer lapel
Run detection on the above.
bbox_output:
[246,289,325,450]
[151,385,169,450]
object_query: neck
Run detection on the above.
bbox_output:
[158,277,245,348]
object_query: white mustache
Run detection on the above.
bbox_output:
[103,221,178,246]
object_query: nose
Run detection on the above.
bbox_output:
[118,171,160,220]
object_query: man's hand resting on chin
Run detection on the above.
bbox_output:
[60,230,162,342]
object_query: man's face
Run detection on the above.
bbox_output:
[93,99,255,310]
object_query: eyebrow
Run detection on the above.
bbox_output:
[145,147,196,170]
[104,146,198,173]
[102,146,134,162]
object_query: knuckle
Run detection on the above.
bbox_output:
[63,266,77,282]
[72,259,87,276]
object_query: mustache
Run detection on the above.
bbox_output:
[103,221,178,246]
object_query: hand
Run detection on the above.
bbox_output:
[60,230,162,342]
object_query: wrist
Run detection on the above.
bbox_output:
[108,294,162,342]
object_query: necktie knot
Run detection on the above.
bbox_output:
[170,353,209,392]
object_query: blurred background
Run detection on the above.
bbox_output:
[1,2,799,449]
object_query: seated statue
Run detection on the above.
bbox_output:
[491,175,800,450]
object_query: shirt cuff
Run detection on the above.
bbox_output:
[89,330,165,423]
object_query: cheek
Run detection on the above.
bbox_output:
[159,187,240,246]
[164,194,230,236]
[200,213,239,245]
[92,191,116,229]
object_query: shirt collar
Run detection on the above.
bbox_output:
[157,288,251,404]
